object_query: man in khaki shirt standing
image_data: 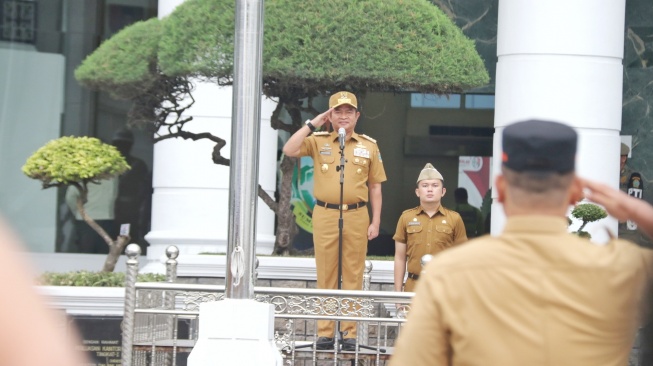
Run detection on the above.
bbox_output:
[393,163,467,292]
[283,91,387,351]
[390,120,653,366]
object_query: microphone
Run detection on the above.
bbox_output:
[338,128,346,150]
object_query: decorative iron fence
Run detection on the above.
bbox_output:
[121,245,413,366]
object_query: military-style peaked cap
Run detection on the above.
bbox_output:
[621,143,630,156]
[329,91,358,109]
[417,163,444,183]
[502,119,577,173]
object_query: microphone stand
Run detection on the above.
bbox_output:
[334,135,385,355]
[294,131,346,353]
[297,132,385,355]
[334,134,346,351]
[299,135,347,352]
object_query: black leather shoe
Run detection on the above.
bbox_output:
[342,338,357,352]
[315,337,334,350]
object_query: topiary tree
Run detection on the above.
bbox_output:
[569,203,608,239]
[75,0,490,255]
[22,136,130,272]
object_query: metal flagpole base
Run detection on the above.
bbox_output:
[187,299,283,366]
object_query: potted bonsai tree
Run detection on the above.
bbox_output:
[569,203,608,239]
[23,136,130,272]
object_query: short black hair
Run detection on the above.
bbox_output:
[454,187,468,202]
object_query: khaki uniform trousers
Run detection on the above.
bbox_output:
[312,204,369,338]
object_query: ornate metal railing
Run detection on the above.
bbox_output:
[121,245,414,366]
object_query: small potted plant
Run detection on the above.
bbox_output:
[568,203,608,239]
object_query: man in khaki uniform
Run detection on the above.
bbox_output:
[390,120,653,366]
[393,163,467,292]
[618,143,650,246]
[282,91,386,351]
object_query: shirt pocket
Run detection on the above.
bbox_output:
[351,157,370,176]
[406,225,423,247]
[320,155,335,165]
[435,224,454,247]
[318,156,335,175]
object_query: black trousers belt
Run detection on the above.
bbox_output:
[315,199,366,211]
[407,272,420,280]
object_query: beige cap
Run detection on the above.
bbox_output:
[621,143,630,156]
[329,91,358,109]
[417,163,443,183]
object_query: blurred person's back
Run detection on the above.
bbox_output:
[453,187,484,238]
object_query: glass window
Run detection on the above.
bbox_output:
[0,0,157,254]
[411,93,461,108]
[465,94,495,109]
[411,93,495,109]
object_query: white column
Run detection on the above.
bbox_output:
[144,0,277,272]
[492,0,625,242]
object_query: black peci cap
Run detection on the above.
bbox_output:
[502,120,577,173]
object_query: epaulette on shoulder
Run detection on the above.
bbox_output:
[360,134,377,144]
[313,131,330,136]
[402,207,419,215]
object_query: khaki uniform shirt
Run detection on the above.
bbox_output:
[390,216,653,366]
[393,205,467,277]
[299,131,386,204]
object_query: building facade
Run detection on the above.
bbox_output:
[1,0,652,268]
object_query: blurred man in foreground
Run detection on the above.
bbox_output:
[390,120,653,366]
[0,216,88,365]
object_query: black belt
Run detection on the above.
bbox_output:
[315,199,366,211]
[407,272,420,280]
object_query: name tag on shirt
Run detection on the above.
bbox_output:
[354,148,370,158]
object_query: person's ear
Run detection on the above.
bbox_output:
[415,188,419,198]
[496,175,506,203]
[441,187,446,197]
[568,176,583,204]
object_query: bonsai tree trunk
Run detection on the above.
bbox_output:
[102,235,130,272]
[274,155,299,255]
[76,196,130,272]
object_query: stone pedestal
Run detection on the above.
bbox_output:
[187,299,282,366]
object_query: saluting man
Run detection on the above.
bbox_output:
[282,91,387,351]
[390,120,653,366]
[393,163,467,292]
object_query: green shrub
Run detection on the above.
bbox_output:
[571,203,608,223]
[22,136,129,186]
[569,203,608,239]
[38,271,165,287]
[75,18,162,99]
